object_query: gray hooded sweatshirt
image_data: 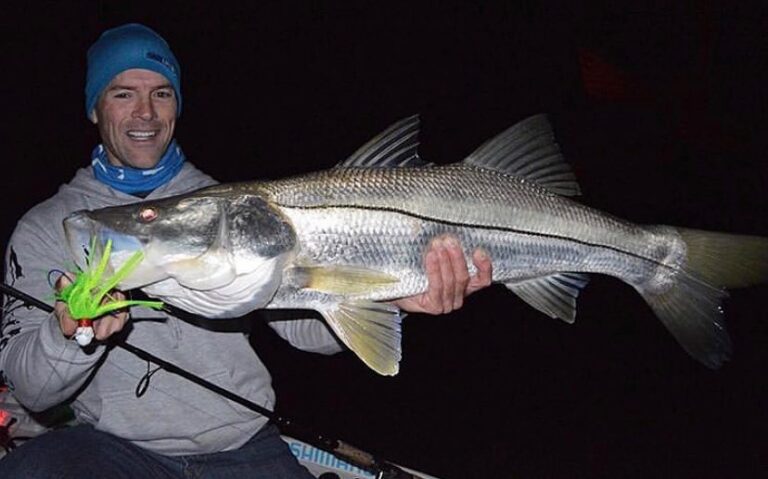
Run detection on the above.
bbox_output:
[0,162,342,455]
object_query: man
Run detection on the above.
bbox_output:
[0,24,491,478]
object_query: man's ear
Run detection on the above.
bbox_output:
[89,109,98,124]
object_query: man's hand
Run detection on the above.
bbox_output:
[392,235,492,314]
[54,274,129,342]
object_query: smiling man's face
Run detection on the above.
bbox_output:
[91,68,177,169]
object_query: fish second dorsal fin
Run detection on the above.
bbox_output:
[463,114,581,196]
[335,115,430,168]
[505,273,590,323]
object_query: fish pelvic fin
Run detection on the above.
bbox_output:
[637,228,768,369]
[505,273,589,324]
[463,114,581,196]
[321,300,403,376]
[289,265,399,295]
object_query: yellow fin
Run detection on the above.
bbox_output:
[321,301,402,376]
[293,265,398,295]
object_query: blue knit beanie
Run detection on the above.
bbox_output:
[85,23,182,118]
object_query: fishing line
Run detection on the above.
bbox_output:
[135,360,162,398]
[0,282,421,479]
[46,270,71,289]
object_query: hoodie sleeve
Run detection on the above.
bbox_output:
[0,213,107,412]
[268,319,344,355]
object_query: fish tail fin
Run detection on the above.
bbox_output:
[638,271,731,369]
[677,228,768,289]
[637,228,768,368]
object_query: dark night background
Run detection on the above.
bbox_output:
[2,2,767,477]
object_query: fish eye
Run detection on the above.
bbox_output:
[138,207,158,223]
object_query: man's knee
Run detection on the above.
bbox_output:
[0,426,90,476]
[0,425,163,478]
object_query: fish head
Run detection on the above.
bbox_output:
[63,187,297,292]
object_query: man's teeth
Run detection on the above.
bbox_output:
[128,131,157,138]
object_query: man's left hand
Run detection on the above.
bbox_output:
[392,235,492,314]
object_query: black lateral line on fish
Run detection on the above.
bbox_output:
[283,203,671,270]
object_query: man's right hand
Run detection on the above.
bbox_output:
[54,274,129,341]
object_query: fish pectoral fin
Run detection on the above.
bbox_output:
[321,301,403,376]
[505,273,590,324]
[289,265,399,295]
[165,252,237,290]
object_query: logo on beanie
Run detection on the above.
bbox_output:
[146,51,178,77]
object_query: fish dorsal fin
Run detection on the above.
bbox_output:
[505,273,590,323]
[463,114,581,196]
[335,115,430,168]
[289,265,399,294]
[321,300,403,375]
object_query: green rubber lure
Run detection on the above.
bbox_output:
[56,239,164,319]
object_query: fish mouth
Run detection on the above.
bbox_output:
[63,211,160,289]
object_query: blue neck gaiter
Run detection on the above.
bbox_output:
[91,140,185,195]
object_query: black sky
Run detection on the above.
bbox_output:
[2,2,767,478]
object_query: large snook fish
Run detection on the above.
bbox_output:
[63,115,768,375]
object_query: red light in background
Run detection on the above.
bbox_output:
[0,409,12,427]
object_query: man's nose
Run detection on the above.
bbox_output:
[132,95,156,120]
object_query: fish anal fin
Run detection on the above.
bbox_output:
[463,114,581,196]
[505,273,589,324]
[321,301,403,376]
[290,265,399,295]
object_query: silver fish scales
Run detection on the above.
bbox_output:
[264,162,676,308]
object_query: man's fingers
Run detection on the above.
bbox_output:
[424,246,444,313]
[94,290,129,340]
[467,248,493,295]
[444,236,468,309]
[93,312,127,340]
[435,239,456,312]
[54,277,131,341]
[54,301,77,337]
[104,290,127,304]
[393,237,494,315]
[54,272,74,291]
[54,273,77,337]
[426,236,490,313]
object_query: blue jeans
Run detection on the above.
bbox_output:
[0,423,314,478]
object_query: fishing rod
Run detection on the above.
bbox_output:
[0,281,423,479]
